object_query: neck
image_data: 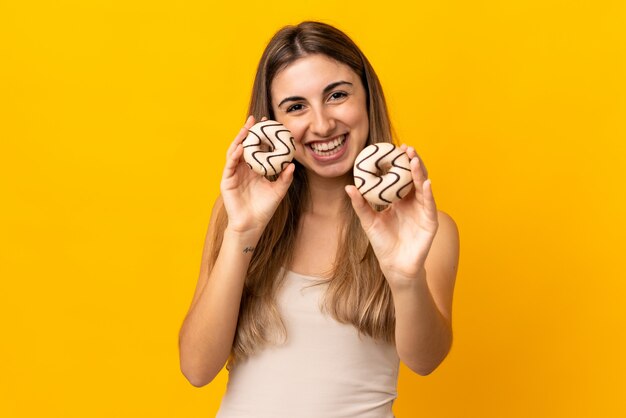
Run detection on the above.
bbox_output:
[304,171,352,217]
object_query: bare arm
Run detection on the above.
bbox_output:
[346,145,459,376]
[178,117,294,387]
[178,198,262,387]
[391,211,459,375]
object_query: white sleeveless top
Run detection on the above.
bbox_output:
[216,270,399,418]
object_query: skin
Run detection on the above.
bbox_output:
[178,54,460,386]
[270,55,370,274]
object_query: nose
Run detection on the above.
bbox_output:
[309,107,336,138]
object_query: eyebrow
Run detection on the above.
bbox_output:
[277,80,353,108]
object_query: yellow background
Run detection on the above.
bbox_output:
[1,0,625,416]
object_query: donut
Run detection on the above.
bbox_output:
[242,120,296,177]
[353,143,413,205]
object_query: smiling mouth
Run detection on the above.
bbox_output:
[308,135,347,157]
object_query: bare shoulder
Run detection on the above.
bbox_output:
[423,210,460,323]
[427,210,460,263]
[435,210,460,250]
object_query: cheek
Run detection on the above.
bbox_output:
[340,102,369,127]
[278,119,306,144]
[275,119,307,159]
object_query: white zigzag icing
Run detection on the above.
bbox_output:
[353,142,413,205]
[242,120,296,177]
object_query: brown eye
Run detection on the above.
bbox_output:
[329,91,348,102]
[287,104,304,113]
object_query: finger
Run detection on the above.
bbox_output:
[403,145,428,184]
[403,145,428,178]
[411,157,426,205]
[261,116,268,122]
[422,179,438,220]
[345,185,376,230]
[223,143,244,178]
[274,163,295,194]
[400,143,408,152]
[413,151,428,178]
[411,156,426,183]
[227,126,248,156]
[228,116,255,156]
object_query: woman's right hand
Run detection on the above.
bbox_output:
[219,115,295,237]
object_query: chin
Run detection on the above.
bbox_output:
[311,164,353,180]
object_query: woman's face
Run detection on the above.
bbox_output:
[270,54,369,180]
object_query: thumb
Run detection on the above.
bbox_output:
[345,185,376,230]
[274,163,295,194]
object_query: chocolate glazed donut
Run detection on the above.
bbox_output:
[353,143,413,205]
[242,120,296,177]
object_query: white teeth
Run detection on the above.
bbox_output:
[309,135,346,155]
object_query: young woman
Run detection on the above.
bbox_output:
[179,21,460,417]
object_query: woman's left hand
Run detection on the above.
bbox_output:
[345,145,439,288]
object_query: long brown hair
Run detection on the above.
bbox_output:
[211,21,397,367]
